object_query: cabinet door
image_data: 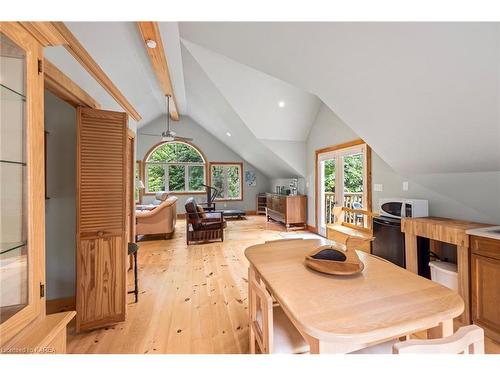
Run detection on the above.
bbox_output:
[76,108,127,331]
[471,254,500,337]
[0,23,45,346]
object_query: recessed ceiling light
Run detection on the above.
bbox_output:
[146,39,157,49]
[278,100,285,108]
[226,132,232,137]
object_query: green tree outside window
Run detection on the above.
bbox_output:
[145,142,205,193]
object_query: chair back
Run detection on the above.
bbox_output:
[185,197,202,229]
[393,325,484,354]
[249,278,274,354]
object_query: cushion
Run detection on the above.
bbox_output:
[196,205,206,219]
[155,191,169,201]
[200,221,227,230]
[185,197,201,228]
[204,212,223,221]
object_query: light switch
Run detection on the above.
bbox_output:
[374,184,383,192]
[403,181,409,191]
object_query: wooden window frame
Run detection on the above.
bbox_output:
[135,160,142,204]
[142,140,208,196]
[314,139,372,230]
[208,162,244,202]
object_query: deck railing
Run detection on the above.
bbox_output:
[324,192,363,224]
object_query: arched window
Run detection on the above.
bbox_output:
[144,141,206,193]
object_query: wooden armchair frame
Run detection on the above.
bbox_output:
[185,210,225,245]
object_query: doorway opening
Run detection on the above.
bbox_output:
[315,140,371,237]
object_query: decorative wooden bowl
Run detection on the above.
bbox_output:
[305,239,366,276]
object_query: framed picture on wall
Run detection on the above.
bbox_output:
[245,170,257,187]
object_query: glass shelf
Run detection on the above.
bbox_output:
[0,159,26,166]
[0,83,26,101]
[0,242,27,255]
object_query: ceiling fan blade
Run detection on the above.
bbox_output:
[138,133,161,137]
[174,136,193,142]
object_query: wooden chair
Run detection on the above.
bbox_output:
[326,206,375,253]
[352,325,484,354]
[393,325,484,354]
[185,197,226,245]
[249,271,309,354]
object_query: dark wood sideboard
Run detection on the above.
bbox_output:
[265,193,307,230]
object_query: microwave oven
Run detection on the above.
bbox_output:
[378,198,429,219]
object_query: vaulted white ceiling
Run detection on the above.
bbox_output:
[179,22,500,175]
[45,22,500,181]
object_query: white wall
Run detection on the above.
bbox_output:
[269,178,306,195]
[137,115,271,211]
[44,91,76,300]
[306,103,500,227]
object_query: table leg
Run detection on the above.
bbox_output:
[457,245,471,324]
[404,233,418,274]
[248,266,256,354]
[306,337,359,354]
[427,319,454,339]
[133,251,138,303]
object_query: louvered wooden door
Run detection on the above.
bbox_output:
[76,108,127,332]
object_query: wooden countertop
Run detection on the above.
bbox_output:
[245,239,464,345]
[402,216,489,231]
[401,217,490,247]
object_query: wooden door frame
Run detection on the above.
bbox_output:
[314,139,372,232]
[127,130,136,244]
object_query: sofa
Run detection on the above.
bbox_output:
[136,194,177,240]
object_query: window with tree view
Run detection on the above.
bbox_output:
[210,163,242,200]
[145,142,206,193]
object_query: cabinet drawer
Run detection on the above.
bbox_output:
[471,235,500,260]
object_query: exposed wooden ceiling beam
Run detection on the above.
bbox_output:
[51,22,142,121]
[44,58,101,109]
[19,22,68,46]
[137,22,179,121]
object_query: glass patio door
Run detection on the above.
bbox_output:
[317,143,368,236]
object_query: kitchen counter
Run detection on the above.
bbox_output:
[466,226,500,241]
[401,216,490,324]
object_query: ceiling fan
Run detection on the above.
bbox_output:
[139,95,193,142]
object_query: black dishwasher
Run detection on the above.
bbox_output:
[372,216,430,278]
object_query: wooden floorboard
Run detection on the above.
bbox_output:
[66,216,500,354]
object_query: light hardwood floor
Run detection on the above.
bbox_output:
[66,216,500,354]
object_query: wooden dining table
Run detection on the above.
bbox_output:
[245,238,464,354]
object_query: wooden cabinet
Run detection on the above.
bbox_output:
[76,108,128,332]
[265,193,306,230]
[0,22,74,353]
[471,235,500,342]
[256,193,266,215]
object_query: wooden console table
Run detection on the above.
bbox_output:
[265,193,307,230]
[401,217,489,324]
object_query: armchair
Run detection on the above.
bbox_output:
[185,197,227,245]
[136,195,178,240]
